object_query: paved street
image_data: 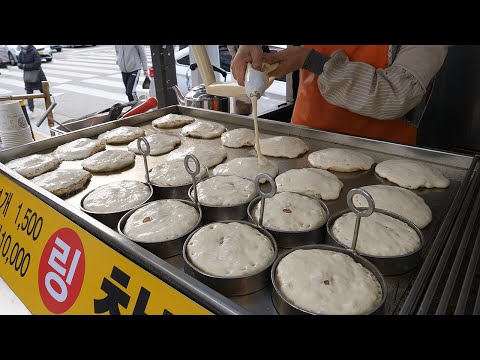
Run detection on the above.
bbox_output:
[1,46,149,313]
[1,45,286,142]
[0,45,152,138]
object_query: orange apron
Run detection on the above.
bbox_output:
[291,45,417,145]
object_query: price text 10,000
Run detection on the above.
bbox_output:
[0,224,30,277]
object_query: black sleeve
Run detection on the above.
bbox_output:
[301,49,331,76]
[23,51,42,71]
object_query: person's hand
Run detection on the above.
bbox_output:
[143,69,148,76]
[231,45,264,86]
[263,46,311,79]
[17,63,24,70]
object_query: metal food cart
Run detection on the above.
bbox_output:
[0,106,478,315]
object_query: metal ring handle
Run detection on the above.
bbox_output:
[254,173,277,199]
[137,136,151,157]
[346,188,375,253]
[184,154,201,204]
[347,188,375,217]
[254,173,277,227]
[184,154,201,177]
[137,137,151,184]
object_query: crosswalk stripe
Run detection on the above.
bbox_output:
[80,52,152,56]
[41,69,97,78]
[0,78,26,88]
[3,71,71,84]
[44,64,115,74]
[64,47,99,53]
[66,57,153,64]
[107,73,153,82]
[65,54,152,60]
[64,57,118,64]
[0,88,12,95]
[81,78,127,89]
[72,55,117,60]
[69,56,152,64]
[41,75,71,84]
[53,84,129,101]
[81,78,149,93]
[54,60,119,69]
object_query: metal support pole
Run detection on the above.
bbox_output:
[0,94,47,101]
[189,45,221,88]
[150,45,178,108]
[41,81,54,136]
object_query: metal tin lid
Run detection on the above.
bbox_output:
[185,85,228,101]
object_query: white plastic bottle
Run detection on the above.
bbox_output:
[244,63,270,99]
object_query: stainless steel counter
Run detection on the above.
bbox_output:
[0,105,475,314]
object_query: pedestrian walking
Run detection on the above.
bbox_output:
[17,45,47,119]
[115,45,148,102]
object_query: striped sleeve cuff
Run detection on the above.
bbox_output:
[302,49,330,75]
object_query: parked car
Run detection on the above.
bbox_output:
[50,45,62,52]
[7,45,53,65]
[173,45,287,113]
[64,45,96,48]
[0,45,9,68]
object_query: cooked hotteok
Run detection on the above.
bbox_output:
[6,154,61,179]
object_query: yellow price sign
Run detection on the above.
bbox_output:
[0,174,211,315]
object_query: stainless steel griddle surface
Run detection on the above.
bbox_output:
[1,106,473,314]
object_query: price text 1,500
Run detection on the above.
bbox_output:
[14,203,43,241]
